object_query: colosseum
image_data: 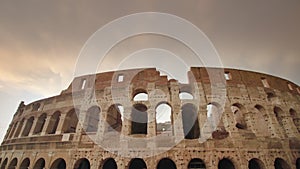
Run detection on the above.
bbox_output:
[0,67,299,169]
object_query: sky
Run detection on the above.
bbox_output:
[0,0,300,141]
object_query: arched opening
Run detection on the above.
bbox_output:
[156,103,172,135]
[20,158,30,169]
[33,158,45,169]
[33,113,47,135]
[188,158,206,169]
[74,158,90,169]
[179,92,193,100]
[290,109,300,132]
[231,103,247,129]
[101,158,117,169]
[207,103,228,139]
[296,158,300,169]
[46,111,61,134]
[50,158,66,169]
[107,104,123,132]
[131,104,148,135]
[8,158,17,169]
[133,89,148,101]
[128,158,147,169]
[253,105,270,137]
[8,122,17,139]
[86,106,100,132]
[62,109,78,133]
[0,158,8,169]
[274,158,290,169]
[218,158,235,169]
[21,116,34,136]
[274,107,287,135]
[157,158,176,169]
[182,103,200,139]
[14,119,24,138]
[248,158,265,169]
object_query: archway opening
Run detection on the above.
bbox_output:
[231,103,247,129]
[133,90,148,101]
[290,109,300,133]
[34,113,47,134]
[128,158,147,169]
[182,103,200,139]
[14,119,24,138]
[274,158,290,169]
[62,109,78,133]
[218,158,235,169]
[0,158,8,169]
[50,158,66,169]
[248,158,265,169]
[74,158,90,169]
[296,158,300,169]
[101,158,117,169]
[107,104,123,132]
[188,158,206,169]
[131,104,148,135]
[20,158,30,169]
[86,106,100,132]
[46,111,61,134]
[21,116,34,136]
[157,158,176,169]
[179,92,193,100]
[8,158,18,169]
[33,158,45,169]
[156,103,172,135]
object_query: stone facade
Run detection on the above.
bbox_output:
[0,67,300,169]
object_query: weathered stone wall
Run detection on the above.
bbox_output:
[0,67,299,169]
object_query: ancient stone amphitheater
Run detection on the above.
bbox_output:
[0,67,300,169]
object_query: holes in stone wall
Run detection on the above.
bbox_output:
[106,104,123,133]
[261,77,270,88]
[188,158,206,169]
[46,111,60,134]
[131,104,148,135]
[156,103,172,135]
[117,74,124,82]
[224,71,232,80]
[81,79,86,90]
[182,103,200,139]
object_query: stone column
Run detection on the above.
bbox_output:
[55,113,67,134]
[41,115,52,135]
[147,107,156,137]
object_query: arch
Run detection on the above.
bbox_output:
[100,158,117,169]
[218,158,235,169]
[62,109,78,133]
[289,108,300,132]
[128,158,147,169]
[231,103,247,129]
[157,158,176,169]
[106,104,123,132]
[46,111,61,134]
[86,106,100,132]
[0,158,7,169]
[274,158,290,169]
[156,103,172,135]
[50,158,66,169]
[14,119,24,137]
[179,92,193,100]
[131,104,148,135]
[188,158,206,169]
[253,105,271,136]
[33,113,47,134]
[133,89,148,101]
[20,158,30,169]
[74,158,90,169]
[274,107,286,134]
[8,158,18,169]
[8,122,17,139]
[33,158,45,169]
[296,158,300,169]
[182,103,200,139]
[248,158,265,169]
[21,116,34,136]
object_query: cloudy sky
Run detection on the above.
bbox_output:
[0,0,299,140]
